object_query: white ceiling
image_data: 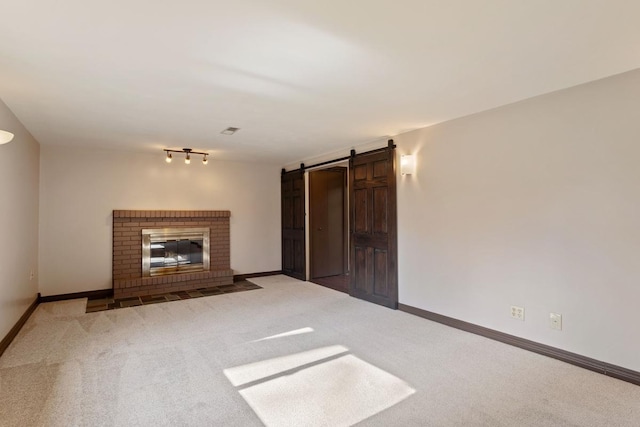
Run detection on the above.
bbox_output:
[1,1,639,164]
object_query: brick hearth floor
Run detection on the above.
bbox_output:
[85,280,262,313]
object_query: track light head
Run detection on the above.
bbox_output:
[165,152,172,163]
[203,155,208,165]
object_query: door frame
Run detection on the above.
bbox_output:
[308,166,349,280]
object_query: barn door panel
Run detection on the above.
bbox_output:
[349,143,398,308]
[281,170,306,280]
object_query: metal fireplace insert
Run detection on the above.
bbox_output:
[141,227,210,277]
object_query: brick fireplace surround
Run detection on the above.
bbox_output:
[112,210,233,299]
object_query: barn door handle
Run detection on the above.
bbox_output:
[317,227,323,231]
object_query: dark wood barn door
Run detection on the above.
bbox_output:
[281,170,306,280]
[309,168,347,279]
[349,143,398,308]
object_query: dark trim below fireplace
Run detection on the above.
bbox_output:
[40,289,114,303]
[0,293,40,358]
[115,269,234,299]
[233,270,282,282]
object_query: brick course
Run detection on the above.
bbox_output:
[112,210,233,298]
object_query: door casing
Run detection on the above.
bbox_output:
[309,167,348,279]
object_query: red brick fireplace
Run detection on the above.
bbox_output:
[112,210,233,299]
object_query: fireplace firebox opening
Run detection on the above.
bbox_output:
[142,227,210,277]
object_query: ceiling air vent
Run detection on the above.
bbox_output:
[221,127,240,135]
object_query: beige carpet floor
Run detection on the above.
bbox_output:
[1,275,639,426]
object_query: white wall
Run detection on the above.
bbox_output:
[395,69,640,372]
[0,99,40,339]
[39,146,281,296]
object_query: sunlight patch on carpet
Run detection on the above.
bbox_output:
[251,327,314,342]
[224,348,415,426]
[224,345,347,387]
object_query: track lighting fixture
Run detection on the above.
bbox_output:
[163,148,209,165]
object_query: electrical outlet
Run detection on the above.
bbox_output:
[550,313,562,330]
[510,305,525,321]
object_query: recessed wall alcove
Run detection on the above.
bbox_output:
[112,210,233,299]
